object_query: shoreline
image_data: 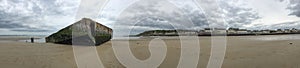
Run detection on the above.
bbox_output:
[134,33,300,36]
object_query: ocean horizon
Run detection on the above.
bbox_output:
[1,34,299,43]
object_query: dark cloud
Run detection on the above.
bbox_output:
[180,5,209,28]
[219,0,260,28]
[113,0,204,36]
[0,20,27,28]
[0,0,261,36]
[111,0,260,36]
[282,0,300,17]
[0,10,37,29]
[0,0,79,34]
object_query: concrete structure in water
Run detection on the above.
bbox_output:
[46,18,112,46]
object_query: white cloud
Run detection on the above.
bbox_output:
[0,0,300,36]
[0,0,80,35]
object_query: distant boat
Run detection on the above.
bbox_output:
[46,18,113,46]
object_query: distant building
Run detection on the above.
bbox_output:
[284,29,291,33]
[237,29,249,34]
[177,30,198,35]
[153,31,164,35]
[276,29,283,33]
[199,30,205,33]
[204,28,212,33]
[213,28,227,34]
[270,30,277,33]
[227,28,239,34]
[227,28,249,34]
[291,28,298,33]
[252,30,263,34]
[203,28,226,34]
[165,32,177,35]
[262,30,271,34]
[137,27,300,36]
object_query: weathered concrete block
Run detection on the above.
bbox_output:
[46,18,112,46]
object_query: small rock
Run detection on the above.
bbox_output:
[289,42,293,45]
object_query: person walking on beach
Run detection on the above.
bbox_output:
[31,37,34,43]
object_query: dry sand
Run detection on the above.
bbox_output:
[0,36,300,68]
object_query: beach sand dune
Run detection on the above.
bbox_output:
[0,36,300,68]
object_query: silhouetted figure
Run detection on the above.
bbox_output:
[31,37,34,43]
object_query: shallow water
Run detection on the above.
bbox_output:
[0,35,47,43]
[237,34,300,41]
[18,38,46,43]
[2,34,300,43]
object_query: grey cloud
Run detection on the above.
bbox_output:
[114,0,193,33]
[271,21,300,29]
[282,0,300,17]
[113,0,202,36]
[109,0,261,36]
[288,4,300,17]
[250,21,300,29]
[180,5,209,28]
[219,0,260,28]
[0,21,27,28]
[0,0,79,33]
[0,12,32,29]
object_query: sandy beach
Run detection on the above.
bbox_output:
[0,35,300,68]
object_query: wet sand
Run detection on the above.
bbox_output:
[0,36,300,68]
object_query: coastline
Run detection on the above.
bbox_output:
[136,33,300,36]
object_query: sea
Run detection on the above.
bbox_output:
[236,34,300,41]
[0,35,47,43]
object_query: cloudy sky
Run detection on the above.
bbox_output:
[0,0,300,36]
